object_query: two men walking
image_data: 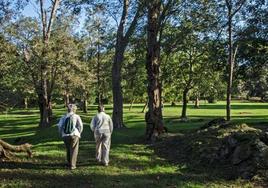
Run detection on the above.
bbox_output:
[57,104,113,169]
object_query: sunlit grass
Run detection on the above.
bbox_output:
[0,102,266,187]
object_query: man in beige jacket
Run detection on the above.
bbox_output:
[90,105,113,166]
[58,104,83,170]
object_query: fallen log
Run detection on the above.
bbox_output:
[0,139,33,159]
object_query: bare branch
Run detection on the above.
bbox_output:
[124,0,143,41]
[40,0,46,41]
[230,0,246,18]
[233,44,239,62]
[117,0,129,43]
[46,0,60,43]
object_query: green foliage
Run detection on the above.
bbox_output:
[235,1,268,100]
[0,0,267,121]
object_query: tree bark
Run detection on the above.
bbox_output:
[145,0,164,142]
[226,4,233,122]
[97,32,102,106]
[38,93,51,127]
[112,0,142,129]
[24,97,28,109]
[37,0,60,127]
[225,0,246,121]
[180,88,189,121]
[112,46,125,128]
[129,98,135,111]
[141,99,148,113]
[83,99,87,113]
[194,95,200,108]
[64,92,69,107]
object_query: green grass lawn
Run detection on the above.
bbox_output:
[1,101,267,188]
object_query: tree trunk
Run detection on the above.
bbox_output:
[225,0,245,121]
[48,94,52,122]
[111,0,141,129]
[24,97,28,109]
[111,0,128,129]
[226,5,233,122]
[36,0,59,128]
[0,139,32,159]
[145,0,164,142]
[64,93,69,107]
[97,36,102,106]
[112,44,125,128]
[194,95,200,108]
[141,99,148,113]
[83,99,87,113]
[129,98,135,111]
[38,92,51,128]
[180,88,189,121]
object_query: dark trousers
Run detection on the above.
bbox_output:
[63,135,79,168]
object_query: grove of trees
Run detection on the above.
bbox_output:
[0,0,267,141]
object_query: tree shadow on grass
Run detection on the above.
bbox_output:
[0,161,66,170]
[0,118,39,127]
[7,110,38,115]
[0,158,255,188]
[165,103,268,110]
[0,170,196,188]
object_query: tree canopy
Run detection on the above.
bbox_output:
[0,0,267,139]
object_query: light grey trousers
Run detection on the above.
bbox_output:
[94,131,111,165]
[63,135,79,168]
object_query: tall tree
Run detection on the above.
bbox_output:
[145,0,164,141]
[112,0,142,128]
[225,0,246,121]
[36,0,61,127]
[144,0,180,140]
[83,6,112,106]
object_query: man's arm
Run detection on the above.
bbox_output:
[90,117,96,132]
[57,117,64,135]
[109,116,113,133]
[76,115,83,133]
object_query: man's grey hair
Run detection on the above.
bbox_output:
[68,104,77,112]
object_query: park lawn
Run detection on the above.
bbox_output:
[1,102,268,188]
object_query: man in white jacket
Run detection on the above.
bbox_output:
[58,104,83,170]
[90,104,113,166]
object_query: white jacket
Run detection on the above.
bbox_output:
[90,112,113,134]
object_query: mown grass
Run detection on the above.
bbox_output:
[0,101,267,188]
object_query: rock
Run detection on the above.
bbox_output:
[260,132,268,145]
[227,136,238,148]
[153,122,268,180]
[255,140,268,168]
[219,146,230,159]
[239,161,256,179]
[231,144,252,165]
